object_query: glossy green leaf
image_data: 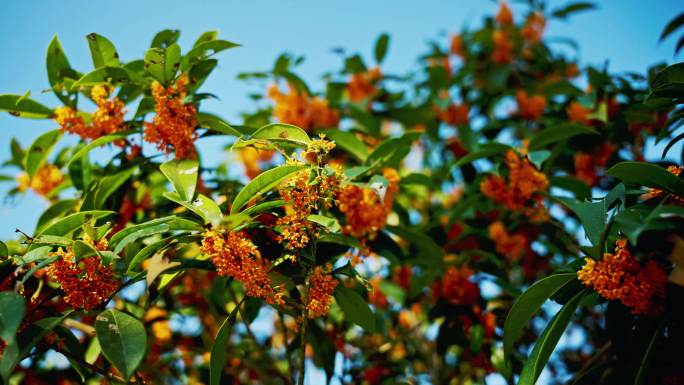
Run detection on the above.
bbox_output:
[606,161,684,196]
[160,159,199,202]
[24,130,62,179]
[557,198,606,246]
[181,39,240,71]
[86,33,121,68]
[66,130,134,168]
[503,273,578,363]
[0,94,54,119]
[453,142,511,167]
[164,192,223,225]
[334,286,375,332]
[307,214,341,233]
[198,113,243,137]
[250,123,311,147]
[210,306,240,385]
[38,210,115,237]
[71,66,145,89]
[0,292,25,344]
[528,124,598,151]
[46,35,79,106]
[230,164,307,214]
[144,43,181,85]
[518,289,587,385]
[318,129,368,162]
[151,29,180,48]
[95,309,147,381]
[109,217,175,249]
[94,167,137,209]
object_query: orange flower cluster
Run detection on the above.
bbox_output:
[642,165,684,206]
[16,163,63,198]
[577,239,668,315]
[144,77,198,159]
[347,67,382,102]
[306,264,338,318]
[495,2,514,25]
[277,170,340,248]
[47,248,118,310]
[573,143,614,186]
[450,34,465,57]
[267,83,340,131]
[55,85,127,143]
[492,30,513,64]
[431,266,480,306]
[437,103,470,126]
[488,221,529,262]
[336,168,400,238]
[480,150,549,221]
[201,230,283,305]
[567,101,591,125]
[521,12,546,43]
[516,90,546,121]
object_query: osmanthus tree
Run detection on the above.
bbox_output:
[0,2,683,385]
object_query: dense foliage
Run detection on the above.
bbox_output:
[1,2,683,385]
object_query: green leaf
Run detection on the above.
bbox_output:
[518,289,587,385]
[181,39,240,71]
[453,142,511,167]
[0,94,54,119]
[198,113,243,137]
[250,123,311,147]
[164,192,223,225]
[318,129,368,162]
[606,161,684,196]
[109,217,175,249]
[386,225,442,266]
[374,33,390,64]
[230,164,308,214]
[72,240,100,260]
[71,66,146,89]
[0,241,7,258]
[94,167,137,209]
[151,29,180,48]
[557,198,606,246]
[46,35,78,106]
[0,314,70,384]
[241,199,285,216]
[86,33,121,68]
[95,309,147,381]
[160,159,199,202]
[0,292,25,344]
[193,30,219,47]
[614,204,684,245]
[307,214,341,233]
[528,124,598,151]
[551,2,597,19]
[334,286,375,332]
[549,176,592,200]
[66,130,134,168]
[364,132,420,169]
[503,273,578,363]
[400,173,434,188]
[528,150,551,169]
[650,62,684,99]
[210,307,240,385]
[24,129,61,179]
[144,44,181,85]
[659,12,684,42]
[37,210,115,237]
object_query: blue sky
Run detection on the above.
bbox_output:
[0,1,680,238]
